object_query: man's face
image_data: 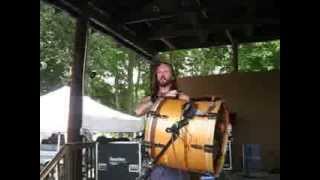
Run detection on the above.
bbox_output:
[156,64,172,87]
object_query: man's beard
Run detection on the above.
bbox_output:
[158,78,172,87]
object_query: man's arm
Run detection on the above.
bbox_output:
[135,91,190,116]
[178,92,190,102]
[135,96,153,116]
[164,90,190,102]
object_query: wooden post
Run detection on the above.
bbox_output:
[66,15,88,180]
[226,30,239,72]
[232,40,239,72]
[149,54,160,90]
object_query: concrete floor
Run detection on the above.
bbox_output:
[217,171,280,180]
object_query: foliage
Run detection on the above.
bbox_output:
[40,2,280,114]
[40,2,75,95]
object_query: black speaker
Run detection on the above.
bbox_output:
[96,141,141,180]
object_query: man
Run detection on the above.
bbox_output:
[135,62,189,116]
[135,62,191,180]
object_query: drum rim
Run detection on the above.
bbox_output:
[143,97,231,176]
[212,102,230,176]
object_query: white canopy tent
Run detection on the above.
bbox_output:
[40,86,144,136]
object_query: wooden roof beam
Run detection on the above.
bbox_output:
[148,23,256,40]
[44,0,158,62]
[159,37,176,50]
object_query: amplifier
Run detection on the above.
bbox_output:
[96,141,141,180]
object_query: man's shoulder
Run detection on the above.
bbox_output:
[142,96,151,100]
[139,96,151,103]
[178,91,188,95]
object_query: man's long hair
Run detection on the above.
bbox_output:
[151,62,178,99]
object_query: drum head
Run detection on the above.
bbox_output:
[193,97,230,175]
[211,101,230,176]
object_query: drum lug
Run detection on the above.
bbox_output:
[190,144,203,150]
[204,144,214,152]
[190,144,220,155]
[208,113,217,119]
[147,111,168,119]
[204,144,221,155]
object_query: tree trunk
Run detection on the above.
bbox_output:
[135,58,141,106]
[127,51,135,113]
[114,71,120,109]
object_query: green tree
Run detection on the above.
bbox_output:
[238,41,280,72]
[161,40,279,77]
[40,2,75,95]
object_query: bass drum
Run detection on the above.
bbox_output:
[144,97,230,176]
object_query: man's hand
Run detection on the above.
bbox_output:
[164,90,190,102]
[164,90,178,97]
[135,96,153,116]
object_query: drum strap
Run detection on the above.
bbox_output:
[143,141,165,148]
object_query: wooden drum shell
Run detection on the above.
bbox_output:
[144,98,230,176]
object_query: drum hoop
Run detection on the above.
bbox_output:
[213,102,231,175]
[148,98,166,158]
